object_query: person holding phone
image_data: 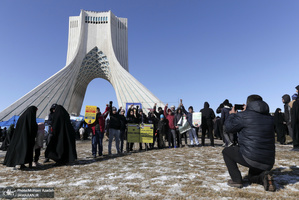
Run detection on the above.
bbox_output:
[222,95,276,191]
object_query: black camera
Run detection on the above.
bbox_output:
[234,104,244,110]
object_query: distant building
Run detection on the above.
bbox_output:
[0,10,164,121]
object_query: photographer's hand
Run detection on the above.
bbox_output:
[229,107,237,114]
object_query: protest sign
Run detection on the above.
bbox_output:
[178,116,191,134]
[192,112,202,127]
[127,124,140,143]
[84,105,97,124]
[140,124,154,143]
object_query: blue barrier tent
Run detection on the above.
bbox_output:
[0,115,45,127]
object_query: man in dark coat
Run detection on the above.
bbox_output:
[221,99,233,147]
[282,94,292,139]
[119,108,127,153]
[291,85,299,151]
[222,95,276,191]
[108,101,121,155]
[4,106,38,169]
[274,108,286,145]
[200,102,216,146]
[45,105,77,165]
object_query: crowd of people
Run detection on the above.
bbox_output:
[1,85,299,192]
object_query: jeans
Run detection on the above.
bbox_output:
[92,130,104,156]
[176,129,181,147]
[223,125,234,146]
[120,129,125,153]
[108,128,120,154]
[201,124,214,146]
[188,128,199,145]
[167,129,176,147]
[222,146,265,184]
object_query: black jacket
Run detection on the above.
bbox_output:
[119,114,127,131]
[109,107,121,130]
[291,96,299,147]
[174,111,183,127]
[221,106,231,126]
[224,100,275,170]
[282,94,291,123]
[200,102,216,127]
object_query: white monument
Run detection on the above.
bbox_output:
[0,10,164,121]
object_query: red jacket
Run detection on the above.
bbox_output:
[164,106,175,130]
[89,106,109,135]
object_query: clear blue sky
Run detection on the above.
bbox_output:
[0,0,298,116]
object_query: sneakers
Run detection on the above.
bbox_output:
[227,180,243,188]
[263,172,276,192]
[32,162,42,167]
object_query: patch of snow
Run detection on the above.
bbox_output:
[97,185,118,191]
[124,172,144,180]
[69,180,90,186]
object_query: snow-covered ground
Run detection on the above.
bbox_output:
[0,138,298,199]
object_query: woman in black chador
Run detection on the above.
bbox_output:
[3,106,38,169]
[45,105,77,165]
[0,124,15,151]
[274,108,286,145]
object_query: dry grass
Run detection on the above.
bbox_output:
[0,135,298,199]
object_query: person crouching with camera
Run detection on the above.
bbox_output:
[222,95,276,192]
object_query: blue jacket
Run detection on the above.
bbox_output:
[224,100,275,170]
[181,106,195,128]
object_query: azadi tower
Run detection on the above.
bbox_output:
[0,10,164,121]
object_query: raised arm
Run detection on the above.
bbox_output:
[164,103,168,117]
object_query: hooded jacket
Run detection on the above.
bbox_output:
[224,100,275,170]
[282,94,291,123]
[200,102,216,126]
[164,106,175,130]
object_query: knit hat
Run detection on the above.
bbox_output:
[160,114,164,119]
[112,107,117,111]
[296,85,299,91]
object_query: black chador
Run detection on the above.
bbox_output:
[45,105,77,164]
[3,106,38,167]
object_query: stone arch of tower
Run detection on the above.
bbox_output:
[0,10,164,121]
